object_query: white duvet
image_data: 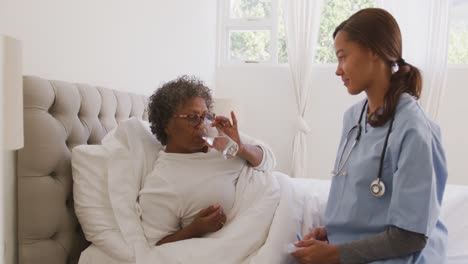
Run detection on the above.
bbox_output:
[80,172,324,264]
[135,171,321,264]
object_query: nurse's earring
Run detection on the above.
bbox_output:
[370,179,385,197]
[391,62,399,74]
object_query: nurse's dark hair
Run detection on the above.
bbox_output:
[333,8,422,127]
[147,75,213,145]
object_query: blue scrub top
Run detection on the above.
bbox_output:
[325,93,448,263]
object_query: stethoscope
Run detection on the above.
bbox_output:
[332,100,395,198]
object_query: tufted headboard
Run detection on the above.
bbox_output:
[17,76,148,264]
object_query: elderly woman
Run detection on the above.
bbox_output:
[139,75,276,246]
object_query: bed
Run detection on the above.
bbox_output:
[17,75,468,264]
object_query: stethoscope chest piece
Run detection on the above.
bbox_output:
[370,179,385,197]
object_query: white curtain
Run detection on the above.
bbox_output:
[283,0,323,178]
[377,0,450,120]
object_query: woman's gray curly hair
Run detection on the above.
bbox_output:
[148,75,213,145]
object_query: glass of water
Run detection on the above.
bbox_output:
[201,119,239,159]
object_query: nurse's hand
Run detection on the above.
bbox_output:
[291,239,340,264]
[303,226,328,242]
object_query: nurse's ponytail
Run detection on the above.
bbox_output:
[381,60,422,126]
[334,8,423,127]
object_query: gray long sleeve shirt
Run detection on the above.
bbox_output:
[337,226,427,264]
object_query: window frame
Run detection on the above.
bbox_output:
[217,0,282,65]
[217,0,468,67]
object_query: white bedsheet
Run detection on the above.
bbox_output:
[440,184,468,264]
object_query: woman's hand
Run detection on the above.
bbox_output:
[188,204,226,237]
[304,226,328,242]
[156,204,226,246]
[212,111,241,147]
[212,112,263,166]
[291,239,340,264]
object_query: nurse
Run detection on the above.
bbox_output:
[291,8,448,264]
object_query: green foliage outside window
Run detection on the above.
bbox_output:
[449,28,468,64]
[228,0,468,65]
[231,0,271,18]
[448,0,468,65]
[229,0,375,63]
[278,1,288,63]
[314,0,375,63]
[230,31,271,62]
[230,0,272,62]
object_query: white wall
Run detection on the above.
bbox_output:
[0,0,218,95]
[216,65,468,185]
[0,1,218,263]
[438,67,468,185]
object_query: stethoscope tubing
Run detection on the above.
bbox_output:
[333,101,367,177]
[334,128,359,177]
[332,100,395,198]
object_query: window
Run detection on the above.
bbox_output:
[315,0,375,63]
[448,0,468,65]
[218,0,375,64]
[219,0,282,64]
[219,0,468,65]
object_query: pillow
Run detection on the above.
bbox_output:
[72,118,162,262]
[72,144,132,262]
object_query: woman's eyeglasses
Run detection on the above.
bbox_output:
[173,113,216,126]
